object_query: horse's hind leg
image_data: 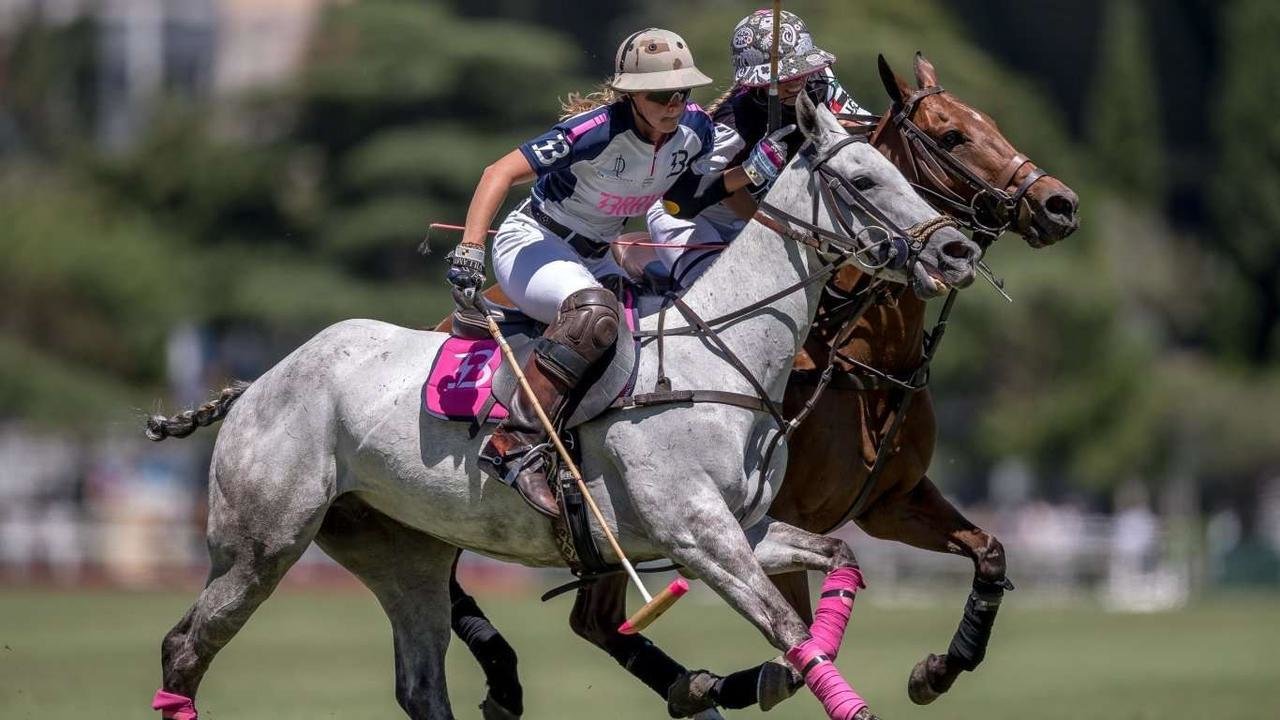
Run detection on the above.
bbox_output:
[156,451,334,718]
[566,574,734,719]
[314,495,462,720]
[857,475,1010,705]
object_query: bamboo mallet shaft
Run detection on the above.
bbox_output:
[483,315,663,609]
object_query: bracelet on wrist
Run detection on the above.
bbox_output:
[452,244,486,263]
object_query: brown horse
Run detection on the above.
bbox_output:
[324,53,1078,718]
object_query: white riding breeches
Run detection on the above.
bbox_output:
[645,200,745,288]
[491,208,624,325]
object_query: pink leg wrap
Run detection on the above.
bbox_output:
[810,566,864,659]
[786,639,868,720]
[152,689,198,720]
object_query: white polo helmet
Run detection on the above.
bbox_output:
[610,28,713,92]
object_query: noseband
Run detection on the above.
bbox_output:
[866,85,1056,238]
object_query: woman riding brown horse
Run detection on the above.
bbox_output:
[433,53,1078,717]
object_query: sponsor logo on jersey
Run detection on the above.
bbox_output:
[597,191,663,217]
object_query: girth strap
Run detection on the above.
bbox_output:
[610,389,768,413]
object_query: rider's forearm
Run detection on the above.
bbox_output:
[461,169,514,248]
[461,150,535,248]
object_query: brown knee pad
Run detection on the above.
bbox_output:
[535,288,620,386]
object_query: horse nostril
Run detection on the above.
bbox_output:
[943,239,977,261]
[1046,194,1075,220]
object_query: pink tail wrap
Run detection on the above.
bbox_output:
[811,566,864,658]
[152,689,198,720]
[786,639,868,720]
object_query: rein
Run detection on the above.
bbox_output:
[803,86,1057,528]
[609,134,960,524]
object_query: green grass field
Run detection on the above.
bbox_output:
[1,585,1277,719]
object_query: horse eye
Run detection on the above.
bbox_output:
[941,130,966,149]
[853,176,876,191]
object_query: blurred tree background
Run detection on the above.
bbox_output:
[0,0,1276,572]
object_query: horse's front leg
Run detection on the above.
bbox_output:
[628,475,878,720]
[677,519,868,713]
[857,475,1011,705]
[565,576,728,719]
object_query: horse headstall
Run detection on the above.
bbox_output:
[882,84,1056,240]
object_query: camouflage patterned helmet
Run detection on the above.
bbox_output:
[730,9,836,88]
[611,28,713,92]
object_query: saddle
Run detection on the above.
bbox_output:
[422,280,641,430]
[424,241,751,579]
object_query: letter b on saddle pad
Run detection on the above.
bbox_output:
[423,337,510,421]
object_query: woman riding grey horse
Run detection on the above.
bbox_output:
[446,28,792,518]
[146,85,978,720]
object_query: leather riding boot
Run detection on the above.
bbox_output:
[480,288,620,518]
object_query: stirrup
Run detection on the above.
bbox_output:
[479,439,542,483]
[506,442,553,485]
[511,444,560,518]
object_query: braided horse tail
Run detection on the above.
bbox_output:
[145,381,252,442]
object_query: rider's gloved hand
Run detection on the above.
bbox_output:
[446,243,486,301]
[741,124,796,187]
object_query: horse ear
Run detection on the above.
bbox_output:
[913,51,939,88]
[796,91,823,146]
[878,54,910,105]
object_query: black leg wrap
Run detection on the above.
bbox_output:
[712,664,765,709]
[451,586,523,716]
[608,635,687,700]
[944,576,1009,672]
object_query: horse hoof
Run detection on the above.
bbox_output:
[907,653,944,705]
[480,692,521,720]
[758,654,803,711]
[692,710,726,720]
[667,669,720,718]
[853,708,882,720]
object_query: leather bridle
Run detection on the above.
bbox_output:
[864,85,1055,239]
[756,135,960,274]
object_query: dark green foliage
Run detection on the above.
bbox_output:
[1211,0,1280,364]
[1086,0,1166,203]
[0,17,98,157]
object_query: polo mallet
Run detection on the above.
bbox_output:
[767,0,783,132]
[472,292,688,634]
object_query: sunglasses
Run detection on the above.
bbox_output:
[643,88,692,105]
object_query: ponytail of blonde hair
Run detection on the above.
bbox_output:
[559,82,623,119]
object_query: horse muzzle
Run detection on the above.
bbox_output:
[1020,183,1079,248]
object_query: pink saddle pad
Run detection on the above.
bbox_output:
[424,289,638,424]
[422,336,509,422]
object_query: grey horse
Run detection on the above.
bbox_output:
[147,98,979,720]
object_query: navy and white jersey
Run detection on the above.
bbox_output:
[517,101,735,241]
